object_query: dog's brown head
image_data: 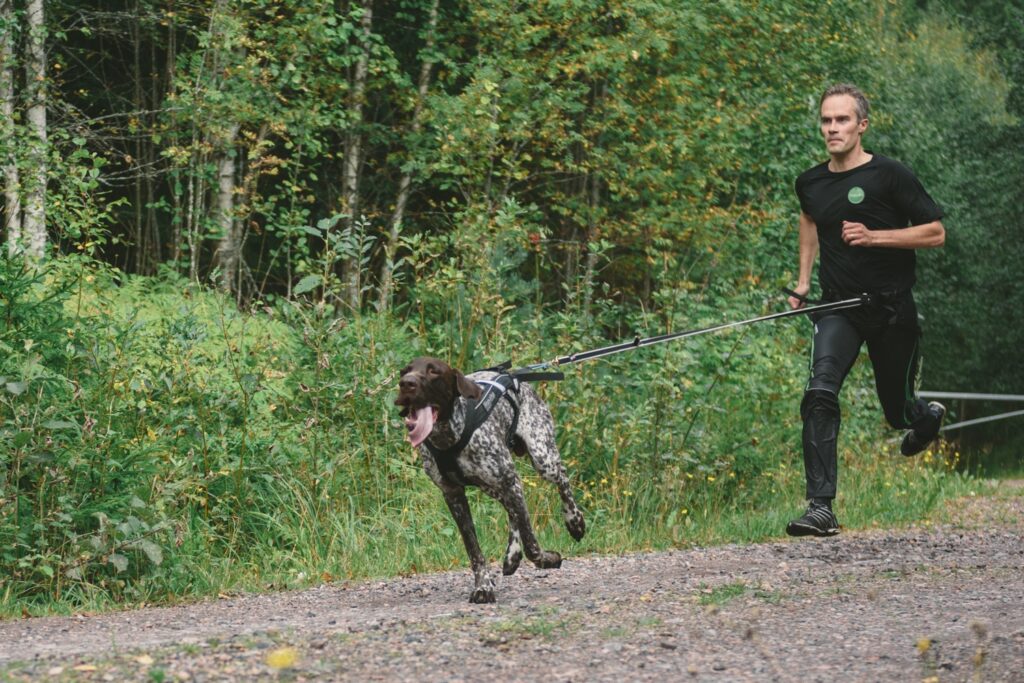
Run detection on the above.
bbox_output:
[395,357,482,446]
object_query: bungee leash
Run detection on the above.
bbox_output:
[512,290,870,375]
[481,291,1023,434]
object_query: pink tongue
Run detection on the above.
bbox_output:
[405,407,436,447]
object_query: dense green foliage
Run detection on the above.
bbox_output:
[0,257,974,613]
[1,0,1020,613]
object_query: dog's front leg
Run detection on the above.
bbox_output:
[441,487,496,603]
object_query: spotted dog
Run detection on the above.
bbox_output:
[395,357,586,603]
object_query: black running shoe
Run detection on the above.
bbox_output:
[900,402,946,456]
[786,501,840,537]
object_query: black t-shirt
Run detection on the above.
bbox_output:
[795,154,943,295]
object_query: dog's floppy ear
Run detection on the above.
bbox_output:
[454,370,482,400]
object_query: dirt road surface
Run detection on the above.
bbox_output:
[2,484,1022,682]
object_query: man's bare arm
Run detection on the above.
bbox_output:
[789,211,820,309]
[840,220,945,249]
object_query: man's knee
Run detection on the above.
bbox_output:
[801,388,839,421]
[807,354,846,397]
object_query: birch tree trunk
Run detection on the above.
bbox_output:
[186,144,204,282]
[0,0,21,257]
[378,0,438,311]
[22,0,46,260]
[341,0,372,310]
[581,80,606,321]
[581,172,601,321]
[214,122,241,294]
[200,0,238,288]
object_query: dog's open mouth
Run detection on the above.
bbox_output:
[405,406,438,447]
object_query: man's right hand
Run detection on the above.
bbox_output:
[788,285,810,310]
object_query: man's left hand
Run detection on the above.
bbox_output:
[841,220,874,247]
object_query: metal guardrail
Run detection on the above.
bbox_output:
[919,391,1024,402]
[918,391,1024,432]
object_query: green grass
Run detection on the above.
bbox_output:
[959,435,1024,479]
[487,608,577,641]
[698,581,747,606]
[0,265,989,618]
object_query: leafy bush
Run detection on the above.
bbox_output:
[0,252,973,615]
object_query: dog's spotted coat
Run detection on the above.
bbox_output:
[395,357,585,603]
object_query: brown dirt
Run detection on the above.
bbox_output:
[1,482,1022,682]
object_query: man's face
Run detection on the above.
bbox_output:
[820,94,868,156]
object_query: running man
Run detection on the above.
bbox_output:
[786,83,947,537]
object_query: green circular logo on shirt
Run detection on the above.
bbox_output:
[848,186,865,204]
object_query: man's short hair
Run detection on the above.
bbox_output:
[820,83,870,121]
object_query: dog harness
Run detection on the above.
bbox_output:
[424,373,521,485]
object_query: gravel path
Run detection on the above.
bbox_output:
[2,484,1022,682]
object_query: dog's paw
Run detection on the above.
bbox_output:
[533,550,562,569]
[469,586,496,603]
[502,551,522,576]
[469,572,497,603]
[566,514,586,541]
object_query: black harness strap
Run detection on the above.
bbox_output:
[483,360,565,383]
[425,373,522,485]
[511,370,565,382]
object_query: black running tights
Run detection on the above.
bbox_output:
[800,308,932,500]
